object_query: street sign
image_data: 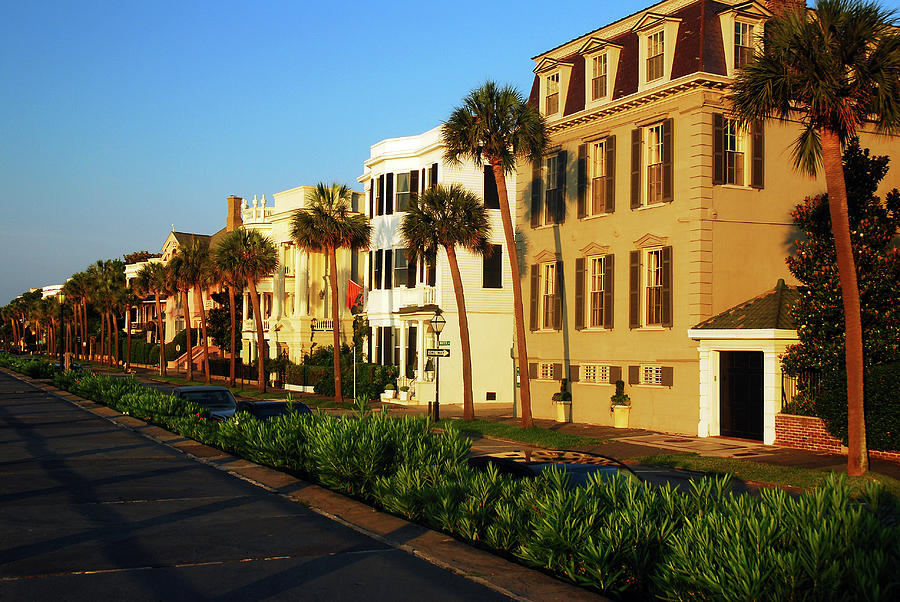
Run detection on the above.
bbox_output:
[438,340,450,347]
[426,348,450,358]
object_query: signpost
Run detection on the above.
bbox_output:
[426,348,450,358]
[438,340,450,347]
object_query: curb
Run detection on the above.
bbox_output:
[4,369,605,602]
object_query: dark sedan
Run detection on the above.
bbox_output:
[173,386,238,421]
[237,400,312,420]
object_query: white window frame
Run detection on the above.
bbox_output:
[591,54,607,101]
[546,72,560,115]
[645,123,665,206]
[643,248,664,327]
[734,21,755,70]
[539,362,555,380]
[589,140,607,217]
[393,249,408,288]
[640,364,664,386]
[723,117,747,186]
[583,44,621,109]
[543,154,559,226]
[581,363,610,384]
[588,255,606,329]
[540,262,556,330]
[636,18,680,91]
[646,30,665,82]
[395,172,411,212]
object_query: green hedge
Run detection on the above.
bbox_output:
[817,362,900,452]
[2,352,897,600]
[119,337,160,366]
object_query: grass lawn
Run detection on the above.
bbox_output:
[636,453,900,499]
[438,418,607,450]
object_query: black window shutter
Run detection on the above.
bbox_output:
[529,265,539,331]
[609,365,622,384]
[629,250,640,328]
[661,246,673,327]
[577,143,587,218]
[421,168,426,193]
[554,260,564,330]
[661,366,674,387]
[530,159,542,228]
[431,163,438,188]
[713,113,725,185]
[751,120,764,189]
[374,250,383,290]
[574,257,585,330]
[368,326,373,364]
[426,259,436,286]
[375,327,382,365]
[604,253,615,329]
[662,118,674,202]
[368,250,373,290]
[631,128,641,209]
[484,166,500,209]
[377,175,384,216]
[384,249,393,290]
[569,365,580,383]
[406,252,416,288]
[628,365,639,385]
[386,173,394,214]
[528,363,537,379]
[369,179,374,217]
[553,363,563,381]
[556,150,567,224]
[410,170,419,204]
[606,135,616,213]
[383,327,393,366]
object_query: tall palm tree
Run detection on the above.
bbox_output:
[167,249,194,381]
[181,240,214,384]
[122,288,140,372]
[290,183,371,403]
[215,229,278,393]
[730,0,900,475]
[442,81,547,428]
[135,262,169,376]
[400,184,491,420]
[213,240,247,388]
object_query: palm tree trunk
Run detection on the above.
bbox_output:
[71,303,78,360]
[154,293,166,376]
[112,312,120,368]
[199,290,210,385]
[228,285,237,387]
[821,128,868,476]
[183,289,193,381]
[66,322,71,359]
[126,304,132,372]
[491,161,534,427]
[99,311,106,365]
[247,280,267,393]
[445,246,475,420]
[328,247,342,402]
[81,299,88,362]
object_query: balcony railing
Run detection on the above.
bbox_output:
[243,318,272,331]
[423,286,437,305]
[312,318,334,331]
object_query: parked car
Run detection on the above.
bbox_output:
[236,400,312,420]
[468,450,640,487]
[53,362,84,372]
[173,386,238,421]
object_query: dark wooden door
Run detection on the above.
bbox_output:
[720,351,764,440]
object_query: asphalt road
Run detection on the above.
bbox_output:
[0,371,512,601]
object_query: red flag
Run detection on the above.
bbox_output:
[346,280,362,309]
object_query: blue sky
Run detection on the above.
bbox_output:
[2,0,899,304]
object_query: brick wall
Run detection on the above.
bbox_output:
[775,413,900,463]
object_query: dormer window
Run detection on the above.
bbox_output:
[591,54,607,100]
[546,73,560,115]
[734,21,755,69]
[646,30,664,81]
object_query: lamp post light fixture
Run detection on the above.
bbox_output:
[430,308,445,422]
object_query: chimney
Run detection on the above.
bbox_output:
[226,195,243,232]
[768,0,806,16]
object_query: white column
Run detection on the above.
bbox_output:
[697,347,711,438]
[299,251,309,316]
[274,251,284,320]
[399,321,407,378]
[417,319,426,376]
[242,293,249,323]
[293,247,302,316]
[763,345,779,445]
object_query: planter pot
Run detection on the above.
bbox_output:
[383,390,396,400]
[554,401,572,423]
[612,405,630,428]
[398,391,409,401]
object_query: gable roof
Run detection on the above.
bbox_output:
[693,279,800,330]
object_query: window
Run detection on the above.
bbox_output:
[484,165,500,209]
[641,364,663,386]
[646,30,664,81]
[734,22,754,69]
[629,246,672,328]
[376,175,384,216]
[724,118,744,186]
[483,244,502,288]
[581,364,610,384]
[645,249,664,326]
[423,163,438,191]
[546,73,560,115]
[646,123,664,204]
[589,255,605,328]
[396,172,410,212]
[544,154,558,224]
[532,150,567,227]
[591,54,607,100]
[591,140,607,215]
[393,250,408,288]
[714,113,763,188]
[540,362,555,380]
[542,262,556,330]
[283,245,294,276]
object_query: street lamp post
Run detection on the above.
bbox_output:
[430,309,445,422]
[57,294,65,368]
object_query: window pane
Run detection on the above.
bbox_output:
[394,250,408,287]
